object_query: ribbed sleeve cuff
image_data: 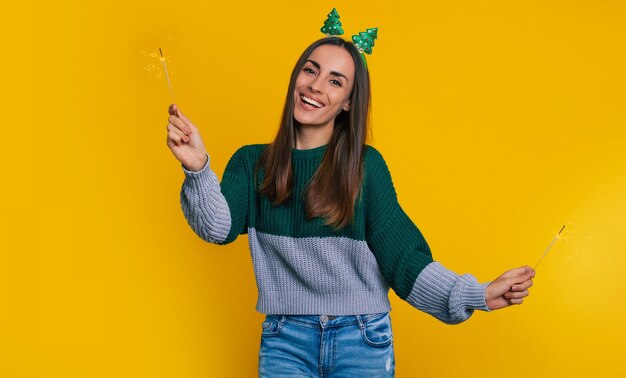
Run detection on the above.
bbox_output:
[405,261,491,324]
[452,276,492,313]
[179,151,232,244]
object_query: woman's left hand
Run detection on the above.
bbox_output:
[485,266,535,310]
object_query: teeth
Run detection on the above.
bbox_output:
[301,95,323,108]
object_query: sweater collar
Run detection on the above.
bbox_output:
[291,143,329,160]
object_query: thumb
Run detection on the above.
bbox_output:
[505,266,535,285]
[501,265,533,279]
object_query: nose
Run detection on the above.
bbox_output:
[308,75,323,93]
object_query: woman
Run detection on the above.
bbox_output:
[166,37,535,377]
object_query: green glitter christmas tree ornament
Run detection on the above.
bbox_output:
[351,27,378,55]
[351,27,378,68]
[320,8,344,36]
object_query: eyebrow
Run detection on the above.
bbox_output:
[306,59,349,82]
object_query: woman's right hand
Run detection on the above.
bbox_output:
[485,266,535,310]
[166,104,208,172]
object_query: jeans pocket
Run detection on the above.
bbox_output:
[360,313,393,347]
[261,315,285,337]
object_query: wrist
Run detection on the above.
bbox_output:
[184,153,209,172]
[484,281,492,310]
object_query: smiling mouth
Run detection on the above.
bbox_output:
[300,94,325,108]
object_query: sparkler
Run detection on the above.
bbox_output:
[159,48,175,102]
[534,225,566,270]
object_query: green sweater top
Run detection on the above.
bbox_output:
[180,143,491,322]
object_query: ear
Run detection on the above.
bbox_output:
[343,100,351,111]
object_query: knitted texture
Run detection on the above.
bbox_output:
[180,143,492,321]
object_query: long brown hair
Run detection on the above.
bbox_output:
[255,37,372,230]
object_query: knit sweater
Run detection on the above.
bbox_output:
[180,143,492,323]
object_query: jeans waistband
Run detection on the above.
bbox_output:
[265,312,388,328]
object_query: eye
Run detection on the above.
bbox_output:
[330,79,342,87]
[303,67,316,74]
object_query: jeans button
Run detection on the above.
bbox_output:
[320,315,328,322]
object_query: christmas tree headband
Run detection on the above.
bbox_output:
[320,8,378,67]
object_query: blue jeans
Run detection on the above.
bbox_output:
[258,312,395,377]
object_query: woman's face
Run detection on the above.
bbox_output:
[293,44,355,129]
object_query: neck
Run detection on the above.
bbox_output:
[294,122,334,150]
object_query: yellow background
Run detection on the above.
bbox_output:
[4,0,625,376]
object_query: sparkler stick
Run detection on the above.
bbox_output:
[534,225,565,270]
[159,48,175,102]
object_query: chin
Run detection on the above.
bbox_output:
[293,111,314,126]
[294,116,329,128]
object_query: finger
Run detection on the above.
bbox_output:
[167,132,181,147]
[167,130,183,146]
[168,116,191,135]
[168,130,187,146]
[168,103,177,116]
[507,298,524,305]
[504,290,529,299]
[167,123,189,143]
[511,280,533,291]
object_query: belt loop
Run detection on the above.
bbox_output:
[356,314,365,330]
